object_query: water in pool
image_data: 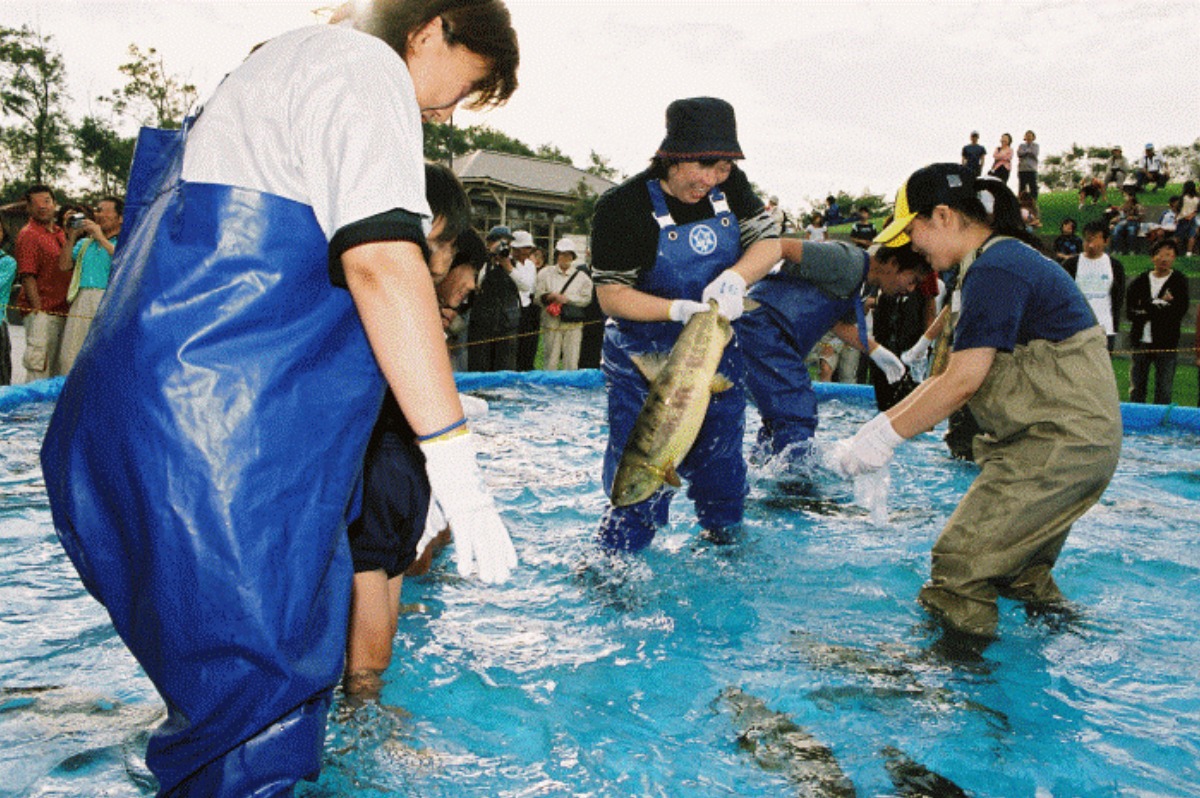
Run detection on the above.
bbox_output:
[2,384,1199,796]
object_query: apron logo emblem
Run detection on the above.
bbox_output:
[689,224,719,255]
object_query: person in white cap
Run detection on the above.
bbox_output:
[510,229,540,370]
[535,237,593,370]
[831,163,1121,644]
[1135,143,1169,191]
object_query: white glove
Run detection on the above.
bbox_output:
[414,498,447,562]
[668,299,710,324]
[828,412,904,478]
[701,269,747,320]
[901,336,934,367]
[419,430,517,583]
[869,345,906,384]
[459,393,489,418]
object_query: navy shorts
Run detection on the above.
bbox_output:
[348,418,431,579]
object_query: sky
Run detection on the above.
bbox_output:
[7,0,1199,213]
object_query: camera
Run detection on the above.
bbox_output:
[67,213,87,230]
[493,242,511,260]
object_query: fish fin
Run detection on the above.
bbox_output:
[743,297,761,313]
[710,372,735,393]
[630,352,670,383]
[664,465,682,488]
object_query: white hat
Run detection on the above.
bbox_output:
[511,230,534,248]
[555,238,577,254]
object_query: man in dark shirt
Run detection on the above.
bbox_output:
[961,131,986,177]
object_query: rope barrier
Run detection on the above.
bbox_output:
[446,318,603,352]
[1,300,606,354]
[4,302,1197,358]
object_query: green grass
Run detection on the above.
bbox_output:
[1038,183,1200,277]
[1110,354,1198,407]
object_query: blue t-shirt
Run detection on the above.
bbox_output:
[955,238,1097,352]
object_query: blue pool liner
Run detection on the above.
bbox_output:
[2,372,1198,433]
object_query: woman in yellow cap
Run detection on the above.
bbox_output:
[831,163,1122,641]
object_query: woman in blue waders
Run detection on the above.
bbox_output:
[738,236,929,467]
[590,97,782,551]
[39,2,518,794]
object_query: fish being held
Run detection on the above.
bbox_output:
[611,299,734,507]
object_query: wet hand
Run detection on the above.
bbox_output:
[419,429,518,584]
[668,299,709,324]
[901,337,933,367]
[701,270,747,320]
[828,413,904,477]
[869,345,906,384]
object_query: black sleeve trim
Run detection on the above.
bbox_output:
[327,208,429,288]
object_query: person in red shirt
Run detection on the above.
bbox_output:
[14,184,67,381]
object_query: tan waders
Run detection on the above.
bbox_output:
[918,324,1122,638]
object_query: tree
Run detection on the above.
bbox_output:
[566,178,600,235]
[73,115,135,196]
[0,25,73,186]
[534,143,572,164]
[423,121,539,163]
[585,150,620,181]
[101,44,197,129]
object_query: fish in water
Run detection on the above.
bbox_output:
[882,746,971,798]
[716,686,857,797]
[611,299,734,507]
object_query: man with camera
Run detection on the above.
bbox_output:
[14,184,67,381]
[57,197,123,372]
[466,224,522,371]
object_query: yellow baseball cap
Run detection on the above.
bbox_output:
[875,163,978,247]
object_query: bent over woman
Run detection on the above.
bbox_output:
[833,163,1121,640]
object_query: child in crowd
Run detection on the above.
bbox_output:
[1053,218,1083,263]
[805,212,828,242]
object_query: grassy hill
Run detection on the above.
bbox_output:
[824,183,1198,405]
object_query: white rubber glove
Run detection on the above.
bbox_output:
[869,345,906,384]
[414,497,447,562]
[668,299,710,324]
[701,269,747,320]
[828,412,905,478]
[459,393,489,418]
[419,430,517,583]
[901,336,934,367]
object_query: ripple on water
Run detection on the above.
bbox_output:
[3,390,1200,797]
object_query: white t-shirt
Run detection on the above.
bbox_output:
[1143,272,1171,343]
[805,224,827,242]
[1073,254,1115,334]
[183,25,430,241]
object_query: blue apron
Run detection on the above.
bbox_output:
[40,125,384,795]
[741,252,869,460]
[598,180,747,552]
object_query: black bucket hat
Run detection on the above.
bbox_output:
[655,97,744,162]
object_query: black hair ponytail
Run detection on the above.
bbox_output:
[968,175,1045,252]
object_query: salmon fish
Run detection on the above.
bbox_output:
[611,299,733,507]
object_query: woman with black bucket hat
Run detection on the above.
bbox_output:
[831,163,1122,642]
[590,97,782,552]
